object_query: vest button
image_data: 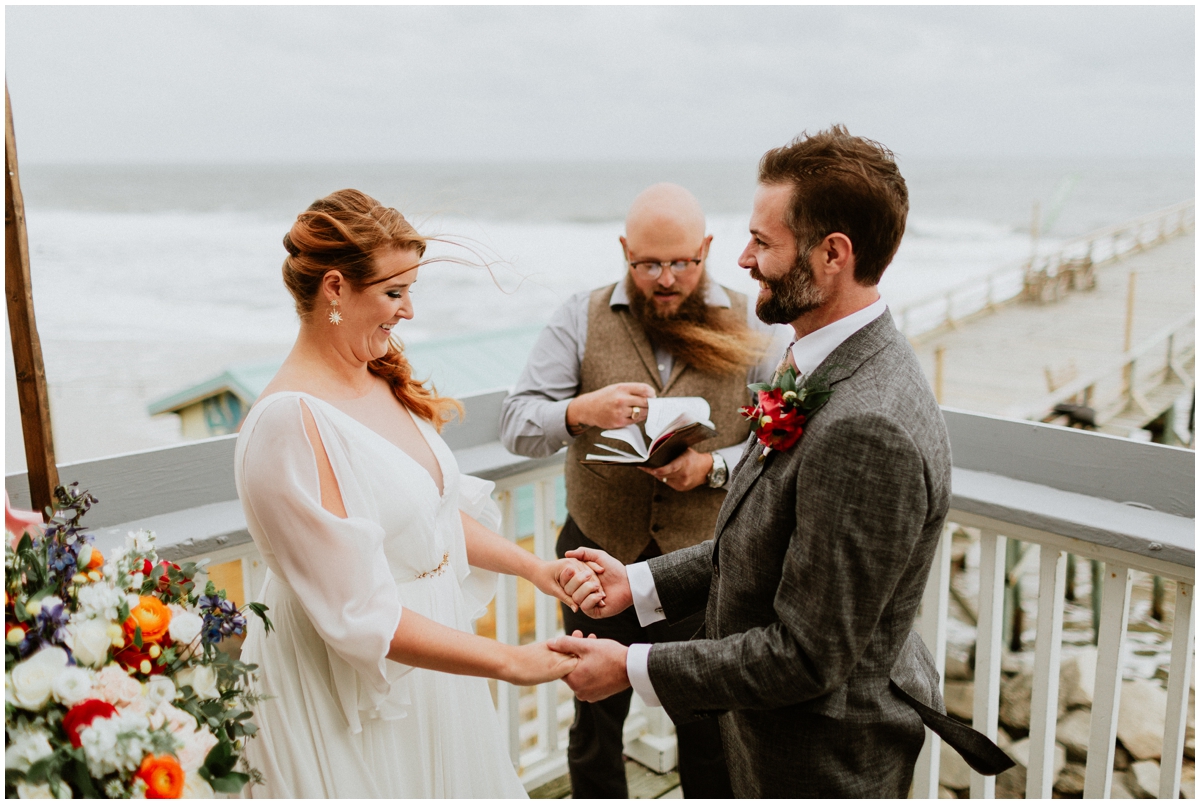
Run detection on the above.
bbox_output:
[651,524,662,533]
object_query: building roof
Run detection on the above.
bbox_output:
[147,325,546,416]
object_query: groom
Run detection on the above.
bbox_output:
[553,126,1012,797]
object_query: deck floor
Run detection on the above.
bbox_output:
[530,759,681,799]
[910,234,1195,418]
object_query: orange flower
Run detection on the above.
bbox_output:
[83,546,104,571]
[136,754,185,799]
[123,596,172,644]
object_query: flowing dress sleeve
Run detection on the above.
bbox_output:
[236,395,405,732]
[452,474,501,621]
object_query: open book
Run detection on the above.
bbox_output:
[582,397,717,469]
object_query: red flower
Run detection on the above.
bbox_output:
[114,638,172,676]
[747,389,807,453]
[62,699,117,747]
[141,560,181,592]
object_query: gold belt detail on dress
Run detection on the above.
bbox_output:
[414,551,451,580]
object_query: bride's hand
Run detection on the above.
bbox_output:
[501,641,580,686]
[530,558,604,613]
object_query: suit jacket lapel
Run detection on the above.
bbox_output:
[712,309,900,539]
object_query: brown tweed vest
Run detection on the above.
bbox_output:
[564,283,755,564]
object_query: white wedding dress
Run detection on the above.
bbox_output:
[234,392,527,798]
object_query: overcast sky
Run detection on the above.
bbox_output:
[5,5,1195,164]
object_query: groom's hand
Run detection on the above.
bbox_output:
[550,631,630,702]
[564,547,631,618]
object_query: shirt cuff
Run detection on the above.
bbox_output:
[539,398,575,449]
[628,561,666,627]
[626,643,661,707]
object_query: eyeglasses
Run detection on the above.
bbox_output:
[627,256,703,279]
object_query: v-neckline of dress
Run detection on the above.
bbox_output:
[268,391,449,501]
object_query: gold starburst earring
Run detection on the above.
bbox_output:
[328,299,342,325]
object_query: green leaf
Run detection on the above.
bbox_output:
[203,739,237,778]
[746,382,772,393]
[133,625,144,649]
[61,756,97,799]
[780,368,797,393]
[208,772,251,793]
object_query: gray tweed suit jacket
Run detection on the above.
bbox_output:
[644,310,952,797]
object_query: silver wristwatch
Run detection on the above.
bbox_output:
[706,452,729,488]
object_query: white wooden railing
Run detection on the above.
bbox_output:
[6,394,1193,797]
[893,200,1195,340]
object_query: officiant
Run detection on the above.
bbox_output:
[500,183,789,798]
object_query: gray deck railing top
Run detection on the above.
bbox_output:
[5,391,1193,574]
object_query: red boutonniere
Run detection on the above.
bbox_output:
[739,367,834,460]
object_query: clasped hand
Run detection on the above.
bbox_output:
[546,547,637,701]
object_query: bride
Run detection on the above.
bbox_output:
[234,189,603,797]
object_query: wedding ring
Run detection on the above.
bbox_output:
[632,406,641,419]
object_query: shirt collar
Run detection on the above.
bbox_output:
[609,278,731,309]
[789,297,888,377]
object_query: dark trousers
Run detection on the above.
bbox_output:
[557,517,734,799]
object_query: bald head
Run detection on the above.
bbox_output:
[624,183,706,245]
[621,183,712,314]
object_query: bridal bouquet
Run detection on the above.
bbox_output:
[4,484,271,798]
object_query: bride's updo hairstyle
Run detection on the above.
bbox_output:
[282,188,463,430]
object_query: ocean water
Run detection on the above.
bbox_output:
[5,158,1193,467]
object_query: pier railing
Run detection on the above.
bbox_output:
[6,393,1194,797]
[1006,311,1195,428]
[893,200,1195,340]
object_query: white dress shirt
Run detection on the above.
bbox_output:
[624,297,889,706]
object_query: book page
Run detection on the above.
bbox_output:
[645,397,712,441]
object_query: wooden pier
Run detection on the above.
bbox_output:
[911,231,1194,441]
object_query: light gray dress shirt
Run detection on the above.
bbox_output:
[499,280,792,474]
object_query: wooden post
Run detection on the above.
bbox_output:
[1123,271,1137,352]
[5,85,58,514]
[933,345,945,405]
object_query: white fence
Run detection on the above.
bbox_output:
[6,394,1194,797]
[893,200,1195,340]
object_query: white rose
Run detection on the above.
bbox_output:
[181,772,214,798]
[66,619,112,669]
[94,665,142,706]
[144,676,176,707]
[9,646,68,710]
[51,665,96,706]
[4,726,53,771]
[174,665,219,700]
[15,781,54,799]
[167,607,203,655]
[177,725,218,773]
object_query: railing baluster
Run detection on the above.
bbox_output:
[971,528,1008,799]
[1159,582,1195,799]
[1026,548,1067,798]
[913,525,952,798]
[1083,564,1133,798]
[532,479,559,755]
[495,489,522,767]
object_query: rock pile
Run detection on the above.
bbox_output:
[936,647,1195,799]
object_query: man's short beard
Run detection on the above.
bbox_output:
[753,246,828,325]
[625,272,765,377]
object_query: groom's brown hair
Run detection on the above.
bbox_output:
[759,125,909,286]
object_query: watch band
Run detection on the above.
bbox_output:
[707,452,728,488]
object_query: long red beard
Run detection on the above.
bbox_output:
[625,273,767,378]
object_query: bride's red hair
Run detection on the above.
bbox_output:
[282,189,463,430]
